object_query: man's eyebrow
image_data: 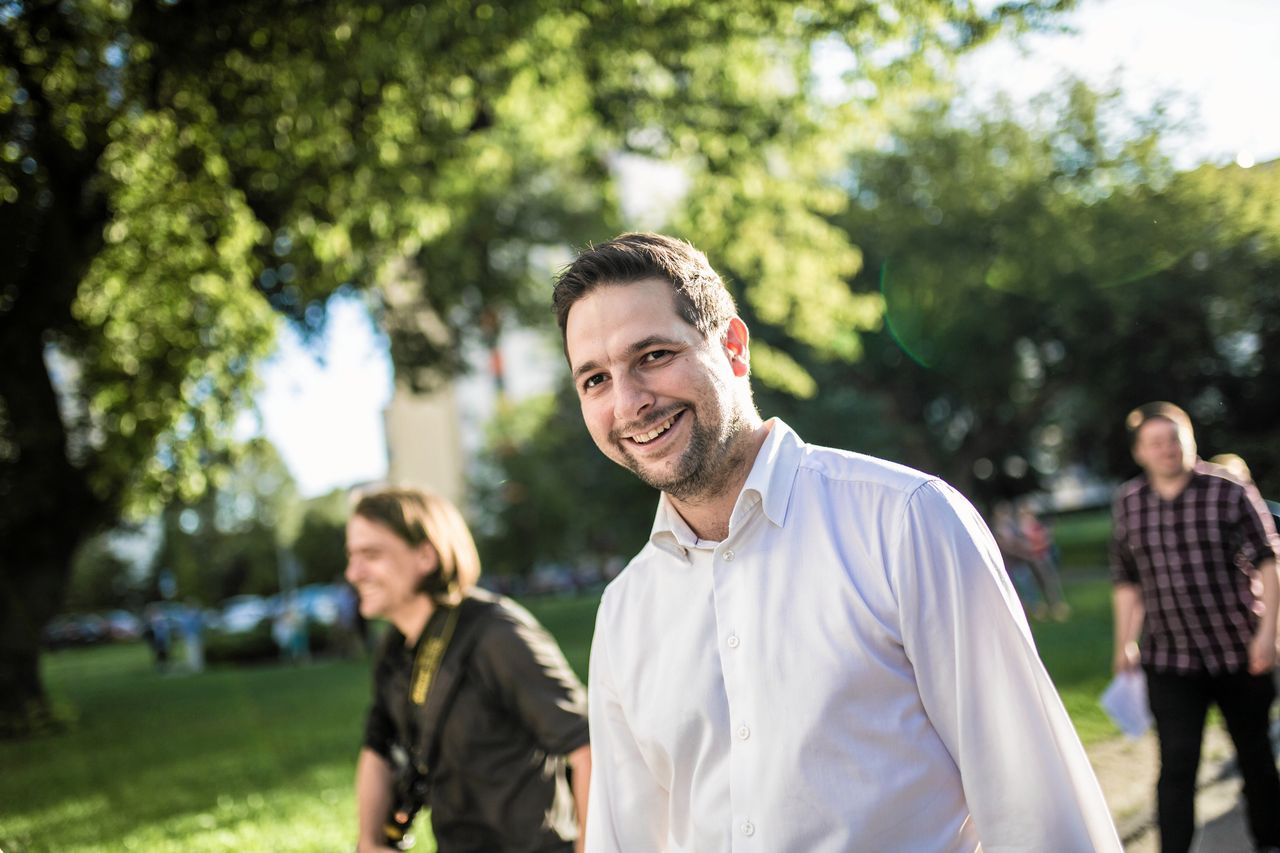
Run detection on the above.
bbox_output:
[572,335,685,381]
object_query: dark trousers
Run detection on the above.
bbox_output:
[1146,667,1280,853]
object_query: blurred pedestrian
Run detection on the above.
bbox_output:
[1111,401,1280,853]
[1209,452,1252,485]
[143,605,171,673]
[272,601,308,664]
[1019,500,1070,621]
[992,501,1046,618]
[347,488,590,853]
[555,232,1119,852]
[180,602,204,673]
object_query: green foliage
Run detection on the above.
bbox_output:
[767,80,1280,500]
[1,0,1078,730]
[470,383,656,577]
[65,533,145,612]
[70,108,277,515]
[151,438,298,603]
[292,489,352,587]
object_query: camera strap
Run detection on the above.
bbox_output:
[409,604,460,706]
[405,596,491,784]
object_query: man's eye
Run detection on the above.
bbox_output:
[642,349,672,363]
[583,373,606,390]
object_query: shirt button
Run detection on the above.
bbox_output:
[737,724,751,741]
[741,820,755,837]
[723,549,735,561]
[726,633,740,649]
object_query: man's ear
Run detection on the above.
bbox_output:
[723,317,750,377]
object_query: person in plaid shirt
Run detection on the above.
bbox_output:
[1111,401,1280,853]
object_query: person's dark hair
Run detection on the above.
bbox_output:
[552,232,738,347]
[351,488,481,601]
[1124,401,1194,447]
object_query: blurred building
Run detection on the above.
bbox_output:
[383,383,467,506]
[382,318,560,506]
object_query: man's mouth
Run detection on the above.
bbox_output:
[626,411,683,445]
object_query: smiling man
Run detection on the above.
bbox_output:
[346,488,591,853]
[1111,403,1280,853]
[553,233,1120,852]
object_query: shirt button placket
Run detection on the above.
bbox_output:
[718,542,753,846]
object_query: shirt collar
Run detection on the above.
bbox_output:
[647,417,804,558]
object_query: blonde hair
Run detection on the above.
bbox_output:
[1209,453,1252,485]
[352,488,481,601]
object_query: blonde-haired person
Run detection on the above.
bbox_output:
[347,488,590,853]
[1209,452,1252,485]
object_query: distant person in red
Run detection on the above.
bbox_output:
[1111,402,1280,853]
[1018,501,1070,621]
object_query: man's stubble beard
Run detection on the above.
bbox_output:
[623,401,756,505]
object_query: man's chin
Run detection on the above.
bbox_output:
[622,455,683,492]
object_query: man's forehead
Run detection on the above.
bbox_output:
[564,280,698,362]
[1136,416,1185,440]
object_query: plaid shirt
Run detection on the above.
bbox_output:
[1111,462,1280,674]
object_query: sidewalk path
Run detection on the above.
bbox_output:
[1087,723,1253,852]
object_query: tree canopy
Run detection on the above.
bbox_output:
[818,82,1280,499]
[1,0,1073,732]
[473,80,1280,568]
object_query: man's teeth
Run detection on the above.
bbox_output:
[632,415,677,444]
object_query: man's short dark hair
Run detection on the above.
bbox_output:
[1125,401,1194,447]
[552,232,738,346]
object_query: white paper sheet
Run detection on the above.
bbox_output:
[1099,670,1152,739]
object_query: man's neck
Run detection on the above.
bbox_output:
[390,595,436,647]
[668,421,772,542]
[1149,468,1194,500]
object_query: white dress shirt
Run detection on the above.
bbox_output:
[586,420,1119,852]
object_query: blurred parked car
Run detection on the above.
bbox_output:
[104,610,143,641]
[219,595,272,634]
[294,584,342,626]
[41,613,109,649]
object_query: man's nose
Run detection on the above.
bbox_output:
[613,372,655,421]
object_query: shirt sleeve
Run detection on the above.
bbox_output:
[1235,481,1280,566]
[585,597,669,853]
[1109,491,1140,586]
[894,480,1122,852]
[362,646,396,761]
[471,602,590,756]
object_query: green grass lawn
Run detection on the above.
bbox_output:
[1052,508,1113,570]
[1028,576,1116,744]
[0,585,1116,852]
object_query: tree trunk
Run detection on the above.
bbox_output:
[0,320,104,737]
[0,605,61,737]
